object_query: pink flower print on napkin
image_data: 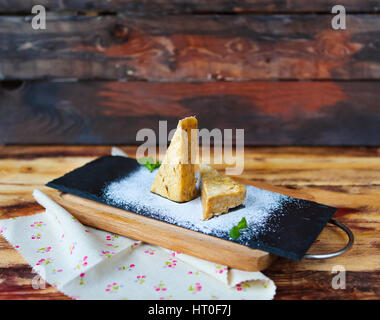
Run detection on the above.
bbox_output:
[105,282,123,293]
[0,227,7,234]
[30,221,45,228]
[215,265,228,274]
[118,264,135,271]
[36,246,52,254]
[75,256,88,270]
[144,248,155,255]
[236,281,251,292]
[163,258,177,269]
[188,282,202,294]
[187,270,200,276]
[106,243,119,249]
[54,215,62,225]
[135,275,146,285]
[261,280,270,288]
[130,242,140,249]
[31,233,41,240]
[79,272,85,285]
[69,242,77,255]
[170,251,182,257]
[100,250,116,259]
[106,234,119,241]
[154,281,167,292]
[36,258,53,266]
[159,295,173,300]
[52,268,63,274]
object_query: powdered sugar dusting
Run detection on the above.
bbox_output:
[103,167,290,244]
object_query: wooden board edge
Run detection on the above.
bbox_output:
[52,192,276,271]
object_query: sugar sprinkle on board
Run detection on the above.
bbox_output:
[103,166,289,244]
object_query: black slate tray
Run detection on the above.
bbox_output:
[46,155,337,261]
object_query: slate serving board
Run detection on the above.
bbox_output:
[46,156,337,261]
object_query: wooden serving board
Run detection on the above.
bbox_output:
[50,191,276,272]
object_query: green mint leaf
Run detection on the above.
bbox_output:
[151,161,161,171]
[137,157,154,165]
[237,217,247,229]
[145,163,153,172]
[229,226,241,239]
[138,157,161,172]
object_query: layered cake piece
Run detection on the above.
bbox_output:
[200,164,246,220]
[151,116,198,202]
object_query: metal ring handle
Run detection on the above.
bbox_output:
[304,219,354,259]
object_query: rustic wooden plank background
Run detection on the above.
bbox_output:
[0,1,379,144]
[0,145,379,299]
[0,1,379,301]
[1,81,379,145]
[1,14,379,80]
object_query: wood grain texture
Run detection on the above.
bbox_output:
[0,145,379,299]
[1,0,378,13]
[265,270,380,299]
[1,81,379,145]
[1,14,379,80]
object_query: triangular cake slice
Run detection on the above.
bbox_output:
[200,164,246,220]
[150,116,198,202]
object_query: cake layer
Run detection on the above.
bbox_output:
[150,116,198,202]
[200,164,246,220]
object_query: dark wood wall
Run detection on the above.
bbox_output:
[0,1,379,145]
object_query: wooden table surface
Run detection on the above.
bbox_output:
[0,145,379,300]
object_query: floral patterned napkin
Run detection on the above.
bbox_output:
[0,189,276,299]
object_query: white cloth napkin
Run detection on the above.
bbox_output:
[0,148,276,300]
[0,190,276,300]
